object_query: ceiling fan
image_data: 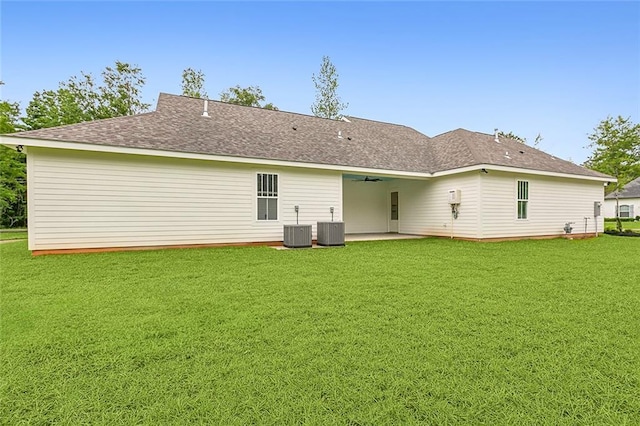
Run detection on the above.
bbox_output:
[352,176,382,182]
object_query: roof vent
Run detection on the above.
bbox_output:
[202,99,210,118]
[494,128,500,143]
[338,131,343,139]
[341,117,351,123]
[504,151,511,159]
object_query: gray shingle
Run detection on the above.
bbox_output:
[430,129,609,178]
[9,93,609,179]
[605,177,640,199]
[12,93,436,173]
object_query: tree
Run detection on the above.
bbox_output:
[219,85,278,110]
[23,61,149,130]
[181,68,207,98]
[95,61,149,118]
[23,88,91,130]
[0,100,27,228]
[498,131,543,147]
[311,55,348,119]
[584,116,640,231]
[498,131,526,143]
[0,99,20,134]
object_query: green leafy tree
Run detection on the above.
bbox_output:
[23,88,91,130]
[95,61,149,118]
[584,116,640,231]
[0,99,21,133]
[23,61,149,130]
[311,55,348,119]
[0,99,27,228]
[220,85,278,110]
[182,68,207,98]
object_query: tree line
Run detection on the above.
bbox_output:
[1,58,638,229]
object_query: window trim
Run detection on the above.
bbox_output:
[618,204,630,218]
[516,180,529,220]
[256,172,279,222]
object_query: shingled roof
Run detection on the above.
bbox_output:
[430,129,609,178]
[8,93,609,179]
[605,177,640,199]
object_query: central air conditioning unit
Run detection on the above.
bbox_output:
[317,221,345,246]
[283,224,312,248]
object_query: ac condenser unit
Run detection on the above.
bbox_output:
[283,224,312,248]
[317,221,345,246]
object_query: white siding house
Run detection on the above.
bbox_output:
[478,171,605,238]
[343,170,606,241]
[1,93,613,253]
[398,172,481,239]
[604,199,638,219]
[603,177,640,220]
[27,147,342,251]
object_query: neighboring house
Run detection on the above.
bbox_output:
[604,177,640,219]
[0,93,612,253]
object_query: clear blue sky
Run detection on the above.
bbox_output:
[1,1,639,163]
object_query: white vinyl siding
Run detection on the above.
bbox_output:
[480,171,605,237]
[342,179,389,233]
[27,148,342,250]
[396,172,481,239]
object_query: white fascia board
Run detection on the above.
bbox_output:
[0,135,432,180]
[431,163,615,183]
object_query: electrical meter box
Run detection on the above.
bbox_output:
[448,189,461,204]
[594,201,602,217]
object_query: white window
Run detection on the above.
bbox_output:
[257,173,278,221]
[517,180,528,220]
[618,204,632,218]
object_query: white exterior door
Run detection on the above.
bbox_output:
[389,191,399,232]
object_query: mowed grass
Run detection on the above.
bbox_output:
[605,221,640,231]
[0,230,27,240]
[1,237,639,424]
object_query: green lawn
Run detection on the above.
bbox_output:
[0,230,27,240]
[605,221,640,231]
[2,238,639,424]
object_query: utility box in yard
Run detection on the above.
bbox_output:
[283,225,312,248]
[317,221,345,246]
